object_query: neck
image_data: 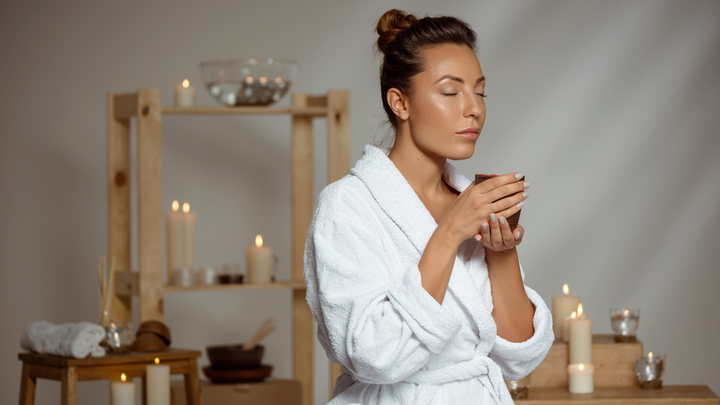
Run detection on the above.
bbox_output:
[388,123,448,199]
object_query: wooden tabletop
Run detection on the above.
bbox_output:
[18,348,201,367]
[519,385,719,404]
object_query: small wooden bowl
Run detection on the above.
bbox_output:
[202,365,272,383]
[131,332,167,352]
[475,174,525,231]
[136,320,171,346]
[206,344,264,369]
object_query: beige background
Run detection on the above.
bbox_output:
[1,0,719,404]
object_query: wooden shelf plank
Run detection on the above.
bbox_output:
[519,386,719,405]
[162,106,327,117]
[164,281,306,292]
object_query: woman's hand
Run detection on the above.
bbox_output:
[437,172,529,247]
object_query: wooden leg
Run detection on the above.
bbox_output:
[19,363,36,405]
[61,367,77,405]
[141,376,148,405]
[183,358,202,405]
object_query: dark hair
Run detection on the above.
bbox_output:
[375,9,478,129]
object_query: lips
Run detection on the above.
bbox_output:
[456,127,480,140]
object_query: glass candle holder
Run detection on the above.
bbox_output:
[610,308,640,342]
[636,353,666,389]
[104,322,133,354]
[505,372,531,399]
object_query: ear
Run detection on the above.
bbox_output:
[387,88,410,121]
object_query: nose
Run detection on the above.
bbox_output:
[464,92,483,118]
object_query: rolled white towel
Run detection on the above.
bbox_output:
[21,321,106,358]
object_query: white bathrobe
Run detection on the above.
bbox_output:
[304,145,554,404]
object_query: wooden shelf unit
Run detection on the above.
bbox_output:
[107,89,350,405]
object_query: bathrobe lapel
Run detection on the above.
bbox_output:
[351,145,497,340]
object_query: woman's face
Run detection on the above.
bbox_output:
[404,44,486,160]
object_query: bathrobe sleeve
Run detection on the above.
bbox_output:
[304,182,463,384]
[487,263,555,381]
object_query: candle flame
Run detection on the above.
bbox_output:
[246,76,253,83]
[183,203,190,213]
[579,363,584,371]
[110,323,115,327]
[577,303,584,318]
[155,357,160,364]
[255,235,263,248]
[121,373,126,382]
[259,76,267,83]
[624,309,629,316]
[648,352,653,359]
[182,79,189,88]
[571,311,577,319]
[275,77,282,84]
[172,200,179,212]
[563,284,569,296]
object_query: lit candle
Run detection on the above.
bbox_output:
[166,201,196,281]
[146,357,170,405]
[552,284,581,339]
[247,235,273,283]
[111,373,135,405]
[562,311,577,342]
[568,303,593,364]
[568,363,594,394]
[174,79,196,107]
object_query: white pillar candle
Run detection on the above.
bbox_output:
[568,363,594,394]
[166,201,195,278]
[552,284,581,339]
[568,304,593,364]
[111,373,135,405]
[247,235,273,283]
[146,358,170,405]
[174,79,196,107]
[562,311,577,342]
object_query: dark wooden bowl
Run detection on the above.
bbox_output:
[475,174,525,231]
[206,344,264,369]
[136,320,172,346]
[218,274,244,284]
[202,365,272,383]
[131,332,168,352]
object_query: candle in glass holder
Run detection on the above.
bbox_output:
[610,308,640,342]
[552,284,581,339]
[569,303,593,364]
[247,235,273,283]
[111,373,135,405]
[636,352,666,389]
[568,363,594,394]
[174,79,196,107]
[505,372,532,400]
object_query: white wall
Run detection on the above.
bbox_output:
[1,1,718,404]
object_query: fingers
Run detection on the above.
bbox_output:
[514,225,524,242]
[494,190,528,219]
[476,172,526,194]
[489,213,503,245]
[498,216,515,246]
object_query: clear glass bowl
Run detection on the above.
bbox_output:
[200,58,298,107]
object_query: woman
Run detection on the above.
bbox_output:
[304,9,553,404]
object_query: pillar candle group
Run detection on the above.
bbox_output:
[552,284,594,394]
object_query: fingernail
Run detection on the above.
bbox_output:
[515,173,524,179]
[499,217,505,225]
[474,235,482,241]
[490,213,496,222]
[515,231,522,240]
[522,191,529,198]
[481,223,488,231]
[517,201,524,208]
[524,181,531,188]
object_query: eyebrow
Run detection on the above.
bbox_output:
[434,75,485,85]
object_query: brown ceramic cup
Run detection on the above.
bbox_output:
[475,174,524,231]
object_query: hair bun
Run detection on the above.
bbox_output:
[376,9,418,53]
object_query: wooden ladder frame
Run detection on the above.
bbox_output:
[106,89,350,405]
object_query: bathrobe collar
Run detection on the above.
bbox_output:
[351,144,472,255]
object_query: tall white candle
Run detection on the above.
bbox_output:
[247,235,273,283]
[174,79,196,107]
[562,311,577,342]
[146,357,170,405]
[568,304,593,364]
[552,284,581,339]
[568,363,594,394]
[111,373,135,405]
[166,201,196,279]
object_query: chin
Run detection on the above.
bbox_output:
[444,143,476,161]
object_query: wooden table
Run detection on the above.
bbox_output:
[519,385,719,405]
[18,348,202,405]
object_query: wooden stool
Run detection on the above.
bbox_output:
[18,348,202,405]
